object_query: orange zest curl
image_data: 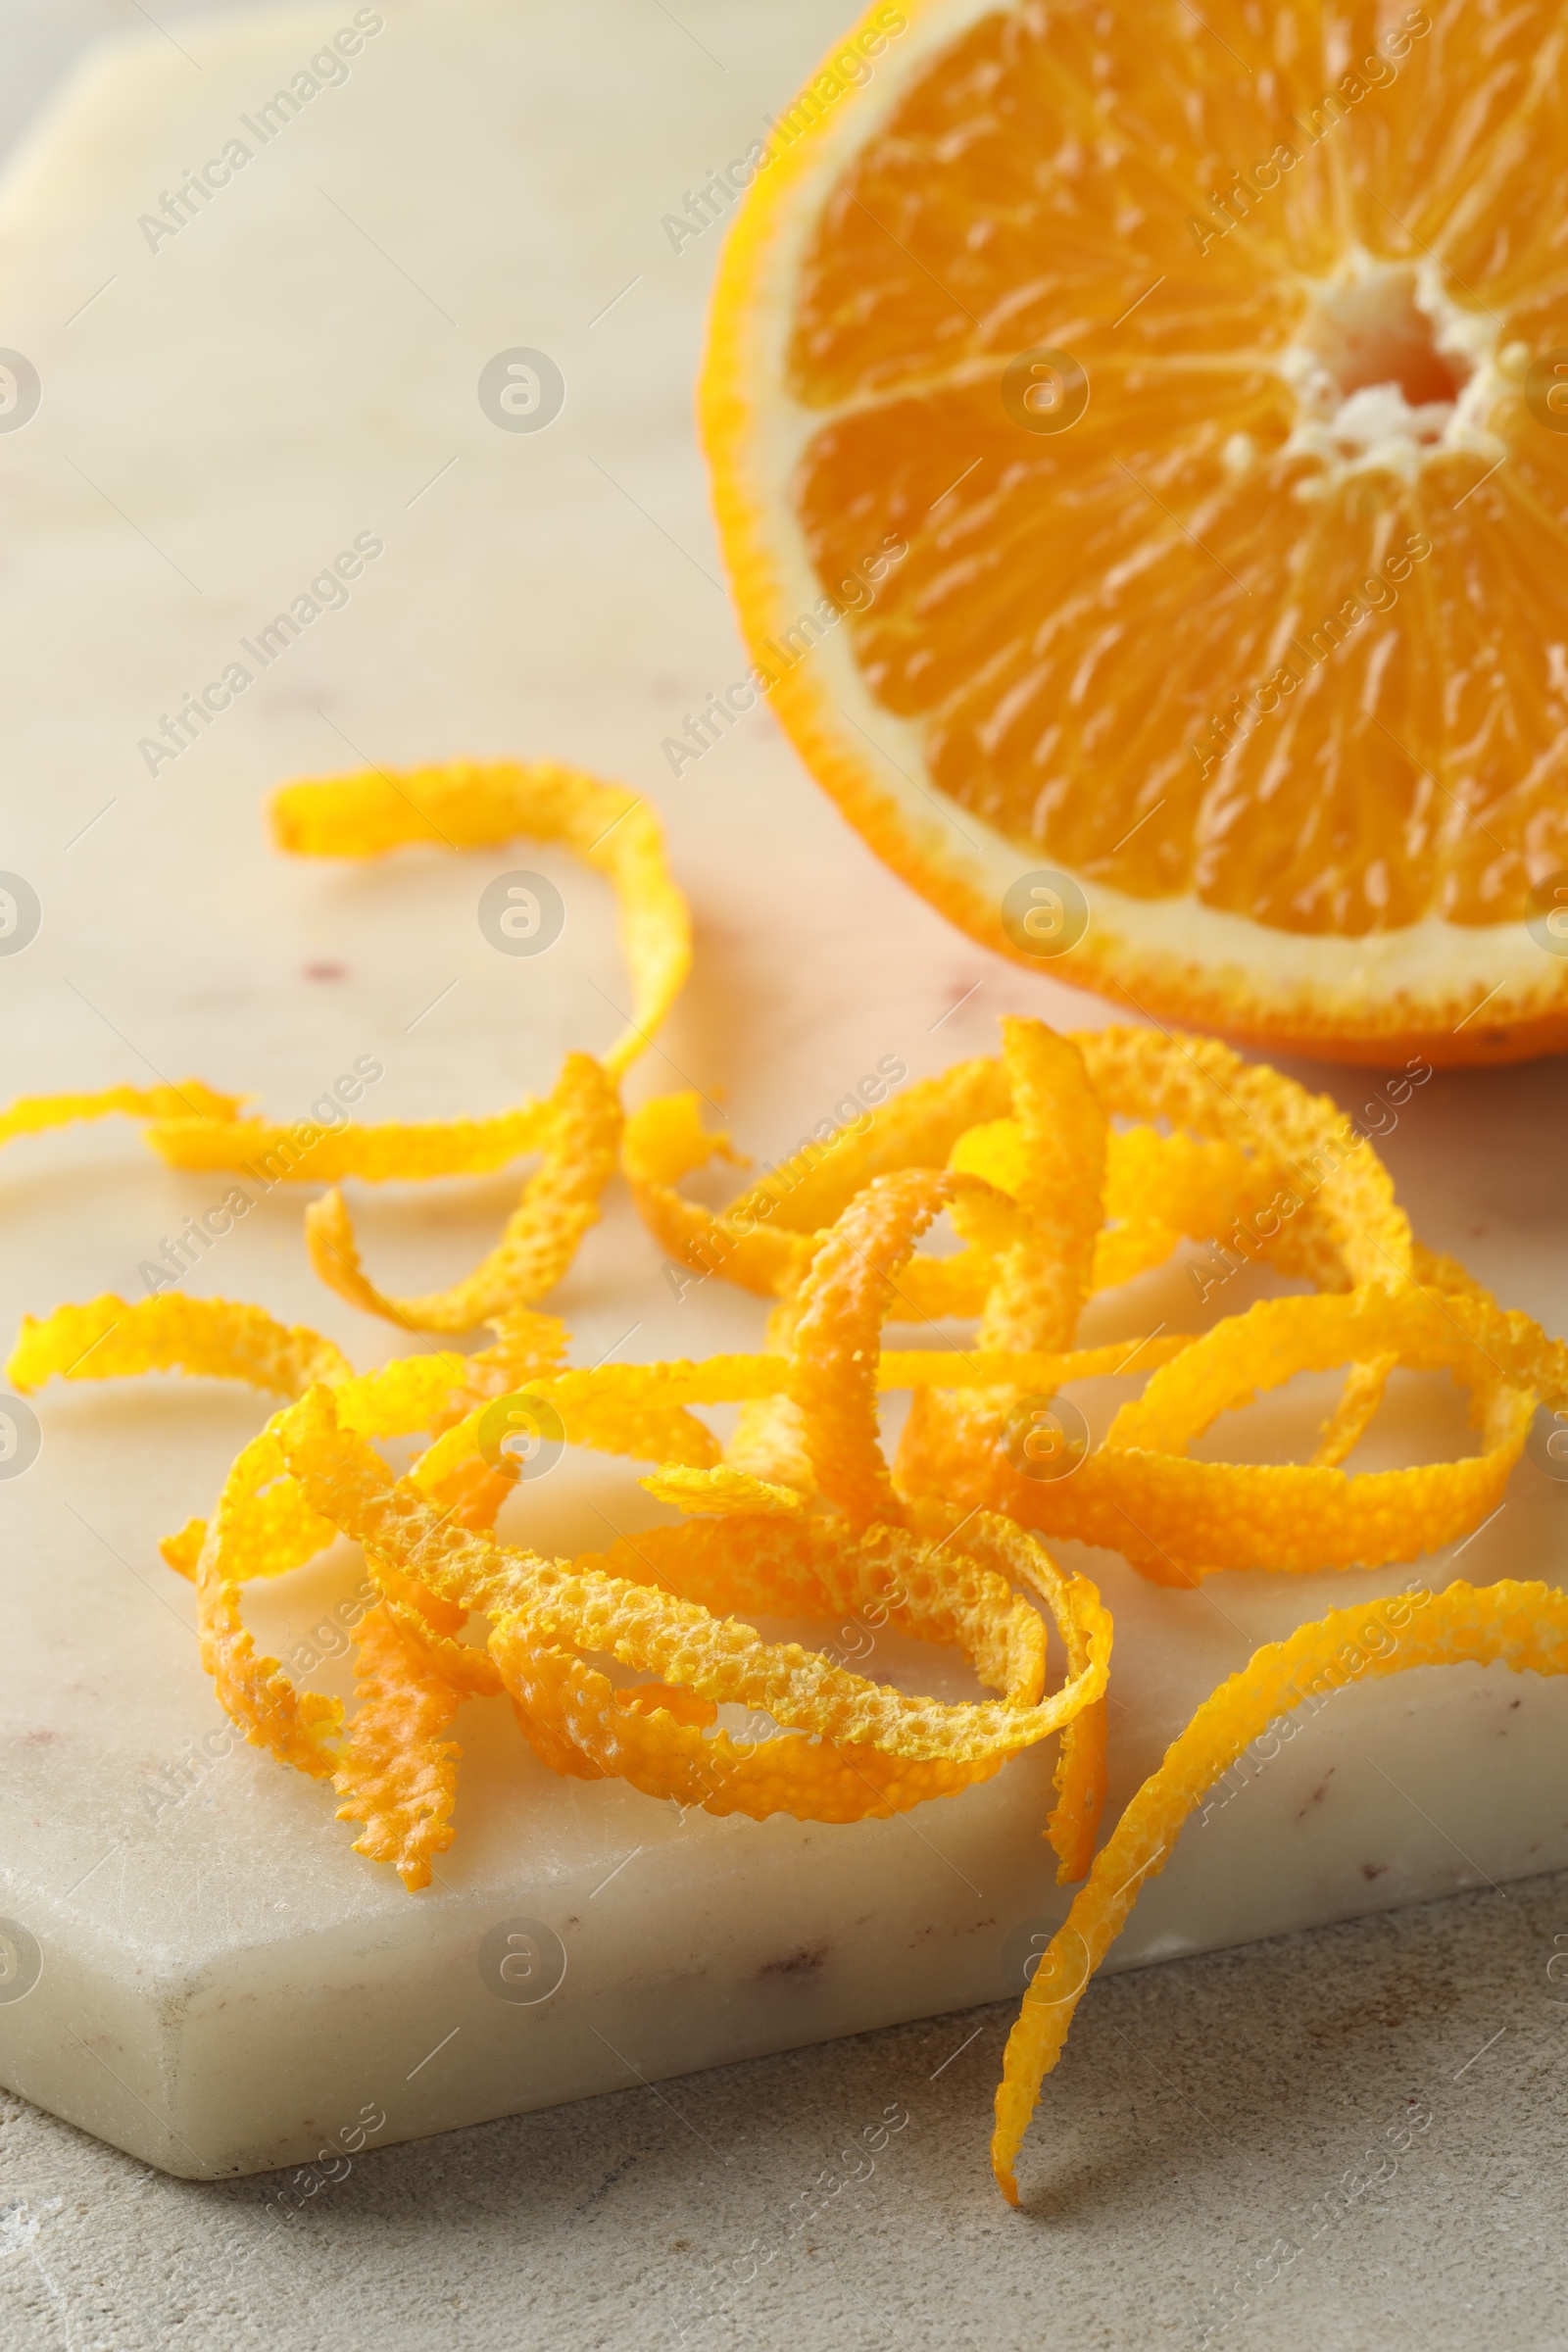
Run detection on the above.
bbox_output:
[1,760,691,1339]
[991,1579,1568,2203]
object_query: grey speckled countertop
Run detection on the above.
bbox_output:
[4,1875,1568,2351]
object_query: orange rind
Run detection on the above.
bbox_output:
[1,759,691,1339]
[699,0,1568,1064]
[991,1577,1568,2201]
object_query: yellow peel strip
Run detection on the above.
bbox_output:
[788,1166,1021,1530]
[270,759,689,1082]
[1075,1027,1412,1292]
[902,1021,1107,1512]
[194,1431,343,1773]
[7,1293,351,1398]
[0,1081,243,1155]
[991,1576,1568,2203]
[925,1285,1535,1581]
[303,1052,623,1334]
[332,1603,469,1890]
[406,1336,1196,1493]
[148,1102,551,1183]
[144,760,690,1336]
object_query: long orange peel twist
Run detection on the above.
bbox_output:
[10,760,1568,2207]
[990,1577,1568,2203]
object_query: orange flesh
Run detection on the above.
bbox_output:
[787,0,1568,935]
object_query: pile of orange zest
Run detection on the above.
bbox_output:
[8,1264,1112,1882]
[275,1379,1110,1838]
[13,760,1568,2199]
[625,1017,1494,1584]
[990,1578,1568,2205]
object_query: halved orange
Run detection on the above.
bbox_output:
[701,0,1568,1064]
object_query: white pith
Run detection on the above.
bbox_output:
[1280,254,1506,493]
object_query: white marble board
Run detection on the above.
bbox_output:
[1,0,1567,2180]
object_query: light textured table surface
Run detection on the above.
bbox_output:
[1,5,1566,2348]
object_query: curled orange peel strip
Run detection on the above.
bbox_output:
[638,1463,806,1518]
[1076,1028,1413,1292]
[7,1291,352,1399]
[899,1022,1105,1513]
[302,1051,624,1334]
[267,760,690,1081]
[789,1165,995,1530]
[991,1576,1568,2204]
[965,1283,1535,1582]
[265,761,689,1333]
[4,760,692,1340]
